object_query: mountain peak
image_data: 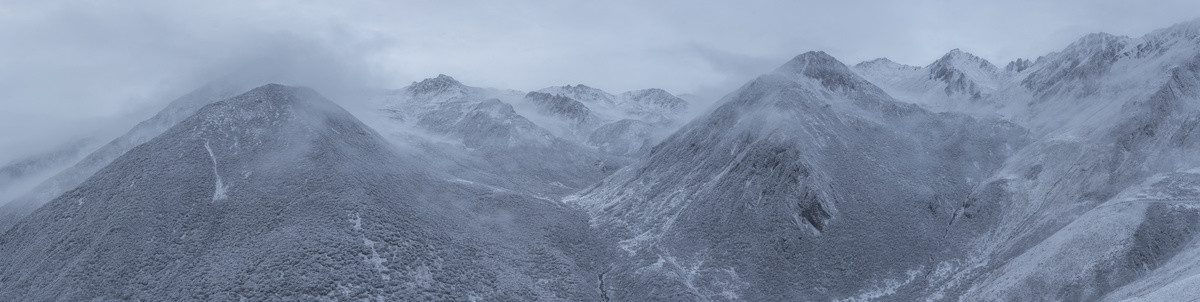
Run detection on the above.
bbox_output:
[553,84,606,95]
[924,49,1001,99]
[1006,58,1034,73]
[853,58,921,76]
[1146,18,1200,41]
[855,57,912,69]
[624,88,673,100]
[773,51,881,94]
[942,48,975,59]
[537,84,616,104]
[245,83,309,95]
[860,57,895,65]
[407,74,465,95]
[230,83,324,107]
[1020,32,1131,95]
[774,51,855,77]
[779,51,842,70]
[930,49,998,71]
[1063,32,1129,54]
[619,88,689,114]
[190,83,360,136]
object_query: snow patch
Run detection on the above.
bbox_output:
[203,140,229,201]
[349,212,363,231]
[836,267,924,302]
[362,237,390,280]
[617,230,656,255]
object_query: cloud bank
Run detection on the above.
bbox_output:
[2,0,1199,162]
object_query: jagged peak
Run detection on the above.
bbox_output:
[854,57,918,70]
[525,90,574,102]
[471,98,519,117]
[941,48,979,60]
[1005,58,1034,73]
[524,91,588,109]
[620,88,688,112]
[1145,18,1200,41]
[406,74,465,95]
[430,74,459,83]
[1062,32,1130,54]
[622,88,676,100]
[523,91,594,123]
[542,84,607,95]
[1020,32,1133,95]
[857,57,895,66]
[929,49,999,73]
[536,84,616,104]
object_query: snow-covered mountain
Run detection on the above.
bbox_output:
[0,84,608,301]
[562,19,1200,300]
[931,19,1200,301]
[5,18,1200,302]
[567,51,1028,300]
[0,80,252,233]
[526,84,690,154]
[853,49,1009,114]
[533,84,689,122]
[364,75,690,197]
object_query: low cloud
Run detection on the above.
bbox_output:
[2,0,1199,162]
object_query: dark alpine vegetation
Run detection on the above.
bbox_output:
[7,18,1200,302]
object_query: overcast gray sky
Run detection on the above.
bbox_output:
[2,0,1200,162]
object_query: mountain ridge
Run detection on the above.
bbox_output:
[7,18,1200,302]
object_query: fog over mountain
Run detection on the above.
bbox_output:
[6,0,1200,164]
[7,2,1200,301]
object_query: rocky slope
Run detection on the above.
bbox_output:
[365,75,689,197]
[0,80,252,233]
[6,18,1200,302]
[571,19,1200,301]
[568,51,1027,300]
[0,84,608,301]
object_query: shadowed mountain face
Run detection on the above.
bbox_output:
[0,84,607,301]
[569,20,1200,301]
[937,21,1200,301]
[569,51,1028,300]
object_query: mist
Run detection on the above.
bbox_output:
[4,0,1200,163]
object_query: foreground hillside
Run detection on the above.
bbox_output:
[4,18,1200,302]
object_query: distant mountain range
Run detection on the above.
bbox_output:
[4,19,1200,301]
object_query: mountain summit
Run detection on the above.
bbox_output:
[569,51,1026,300]
[926,48,1001,98]
[0,84,605,301]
